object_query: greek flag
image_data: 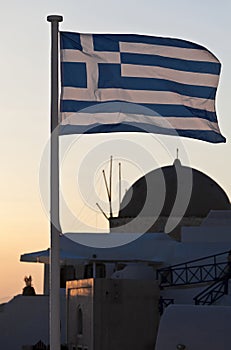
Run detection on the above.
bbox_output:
[60,32,225,143]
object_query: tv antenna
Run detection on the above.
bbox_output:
[96,156,122,220]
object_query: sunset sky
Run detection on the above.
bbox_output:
[0,0,230,302]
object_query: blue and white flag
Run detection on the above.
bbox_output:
[60,32,225,143]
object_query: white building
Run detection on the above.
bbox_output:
[1,161,231,350]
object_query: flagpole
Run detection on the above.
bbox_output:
[47,14,63,350]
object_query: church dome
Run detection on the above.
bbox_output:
[119,160,231,219]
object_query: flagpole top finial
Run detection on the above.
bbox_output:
[47,15,63,23]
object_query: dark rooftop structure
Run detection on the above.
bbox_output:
[110,160,231,239]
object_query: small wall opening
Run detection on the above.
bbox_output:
[77,306,83,335]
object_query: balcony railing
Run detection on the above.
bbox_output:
[157,251,229,288]
[193,276,229,305]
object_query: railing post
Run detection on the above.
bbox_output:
[185,264,188,284]
[214,255,217,279]
[224,277,229,295]
[158,296,164,315]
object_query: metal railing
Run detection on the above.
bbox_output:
[157,251,229,288]
[193,276,229,305]
[158,296,174,315]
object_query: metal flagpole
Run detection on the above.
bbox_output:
[47,14,63,350]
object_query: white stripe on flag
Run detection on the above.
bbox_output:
[61,49,121,64]
[119,42,219,63]
[121,64,219,87]
[60,112,221,133]
[62,87,216,112]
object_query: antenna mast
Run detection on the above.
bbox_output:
[96,202,109,220]
[109,156,113,218]
[96,156,114,220]
[119,162,122,207]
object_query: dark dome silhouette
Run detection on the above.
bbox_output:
[119,159,231,219]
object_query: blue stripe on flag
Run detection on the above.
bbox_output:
[121,53,220,75]
[60,100,218,123]
[59,122,225,143]
[93,34,212,50]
